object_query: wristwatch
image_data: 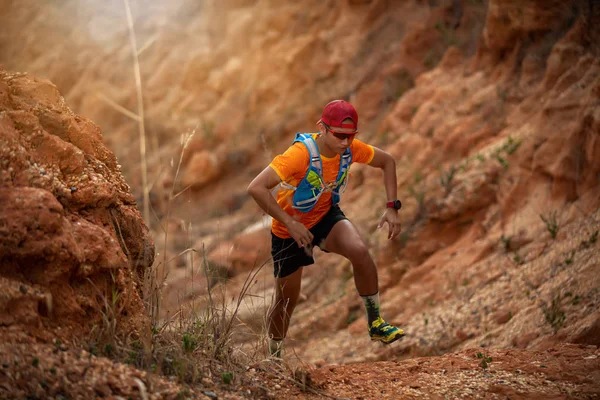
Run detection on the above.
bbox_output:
[386,200,402,210]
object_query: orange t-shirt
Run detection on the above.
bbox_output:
[269,134,375,238]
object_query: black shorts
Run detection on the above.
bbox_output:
[271,205,347,278]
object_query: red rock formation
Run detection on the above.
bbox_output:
[0,69,154,339]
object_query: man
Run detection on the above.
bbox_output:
[247,100,404,357]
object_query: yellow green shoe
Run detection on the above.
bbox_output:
[369,317,405,344]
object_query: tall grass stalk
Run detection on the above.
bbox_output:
[96,92,141,122]
[123,0,150,225]
[213,256,266,361]
[149,129,197,325]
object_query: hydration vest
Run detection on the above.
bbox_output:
[280,133,352,212]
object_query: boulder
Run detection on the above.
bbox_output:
[0,68,153,337]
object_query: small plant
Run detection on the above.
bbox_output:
[221,371,233,384]
[458,158,470,172]
[476,351,493,369]
[540,211,559,239]
[88,343,98,356]
[564,250,575,265]
[127,350,139,365]
[580,230,598,248]
[500,235,512,252]
[32,357,39,367]
[502,136,522,155]
[439,165,458,194]
[103,344,114,356]
[513,252,523,265]
[541,294,566,333]
[494,153,509,168]
[182,333,197,353]
[476,154,485,162]
[172,359,189,382]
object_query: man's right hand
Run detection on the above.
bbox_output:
[247,166,314,248]
[286,220,314,248]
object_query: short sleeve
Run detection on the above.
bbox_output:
[350,139,375,164]
[269,142,310,185]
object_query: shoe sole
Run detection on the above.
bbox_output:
[371,332,405,345]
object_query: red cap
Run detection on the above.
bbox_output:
[318,100,359,133]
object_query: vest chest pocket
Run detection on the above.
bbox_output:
[283,133,353,213]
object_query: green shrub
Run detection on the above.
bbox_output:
[540,211,559,239]
[439,165,457,194]
[541,295,565,333]
[221,371,233,384]
[476,351,493,369]
[182,333,197,353]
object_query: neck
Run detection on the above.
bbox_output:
[316,134,337,158]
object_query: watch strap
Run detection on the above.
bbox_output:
[386,200,402,210]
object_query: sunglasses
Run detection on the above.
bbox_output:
[331,132,356,141]
[321,122,357,141]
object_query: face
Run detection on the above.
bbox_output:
[319,122,356,154]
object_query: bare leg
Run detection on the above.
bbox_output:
[322,220,405,343]
[322,220,378,296]
[268,266,304,340]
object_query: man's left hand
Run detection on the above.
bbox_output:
[377,208,401,240]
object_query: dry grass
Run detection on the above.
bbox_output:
[87,254,278,388]
[92,119,277,390]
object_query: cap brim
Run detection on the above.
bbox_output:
[317,120,358,134]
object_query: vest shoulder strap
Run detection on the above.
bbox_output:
[293,133,322,174]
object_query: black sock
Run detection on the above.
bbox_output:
[361,292,381,325]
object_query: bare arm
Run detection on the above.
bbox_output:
[247,166,313,247]
[368,147,401,240]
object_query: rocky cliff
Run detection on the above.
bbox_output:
[0,69,154,337]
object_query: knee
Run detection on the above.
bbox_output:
[347,241,370,264]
